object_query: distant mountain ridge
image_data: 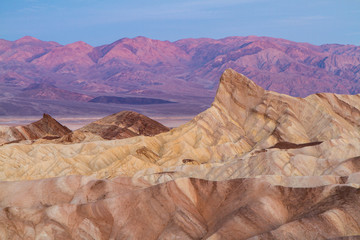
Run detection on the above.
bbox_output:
[1,35,360,102]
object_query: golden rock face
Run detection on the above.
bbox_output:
[1,69,360,239]
[1,69,359,181]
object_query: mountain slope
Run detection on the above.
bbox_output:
[0,69,359,180]
[77,111,169,139]
[1,69,360,239]
[58,111,170,143]
[1,176,359,239]
[1,36,360,99]
[21,83,92,101]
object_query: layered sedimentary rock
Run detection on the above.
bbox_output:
[57,111,170,143]
[0,111,169,146]
[77,111,170,139]
[1,69,360,239]
[0,113,71,145]
[1,69,359,180]
[1,176,360,239]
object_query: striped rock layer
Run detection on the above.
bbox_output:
[1,69,360,239]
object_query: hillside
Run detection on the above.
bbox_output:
[0,69,360,239]
[1,36,359,100]
[57,111,170,143]
[0,113,71,144]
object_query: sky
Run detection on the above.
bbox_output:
[1,0,360,46]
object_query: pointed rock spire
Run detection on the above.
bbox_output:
[213,68,265,113]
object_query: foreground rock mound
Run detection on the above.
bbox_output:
[1,69,360,239]
[0,176,359,239]
[0,113,71,144]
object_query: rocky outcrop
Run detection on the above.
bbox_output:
[78,111,169,139]
[1,69,360,239]
[0,176,359,239]
[57,111,170,143]
[1,69,358,180]
[0,113,71,145]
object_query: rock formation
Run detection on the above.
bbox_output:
[77,111,169,139]
[1,69,359,179]
[58,111,170,143]
[0,111,170,145]
[0,69,360,239]
[0,113,71,145]
[1,176,359,239]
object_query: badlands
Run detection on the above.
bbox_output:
[1,69,360,239]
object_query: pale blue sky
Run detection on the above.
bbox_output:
[1,0,359,46]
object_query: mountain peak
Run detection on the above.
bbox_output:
[220,68,263,91]
[214,69,265,110]
[77,110,170,140]
[16,36,40,43]
[0,113,72,145]
[32,113,71,135]
[65,41,93,49]
[42,113,53,120]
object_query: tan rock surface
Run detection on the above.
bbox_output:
[1,69,360,239]
[0,69,359,180]
[0,176,360,239]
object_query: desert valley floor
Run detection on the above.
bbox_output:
[0,115,193,130]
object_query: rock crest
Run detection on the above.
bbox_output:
[1,69,360,239]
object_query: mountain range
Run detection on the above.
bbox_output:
[1,35,360,116]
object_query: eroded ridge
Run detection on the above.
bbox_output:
[1,69,360,239]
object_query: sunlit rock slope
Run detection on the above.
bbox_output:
[1,69,360,239]
[0,69,359,180]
